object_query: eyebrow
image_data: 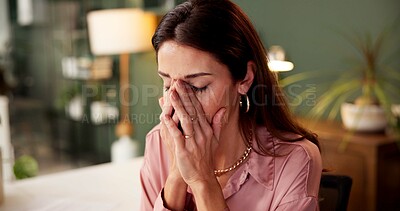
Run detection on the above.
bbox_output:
[158,71,212,79]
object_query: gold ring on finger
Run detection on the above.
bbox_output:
[184,131,195,139]
[190,116,198,122]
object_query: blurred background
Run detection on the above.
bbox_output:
[0,0,399,176]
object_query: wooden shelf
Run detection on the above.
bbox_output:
[299,118,400,211]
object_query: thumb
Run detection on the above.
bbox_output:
[158,97,164,108]
[211,107,227,140]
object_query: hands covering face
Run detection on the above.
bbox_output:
[159,80,226,186]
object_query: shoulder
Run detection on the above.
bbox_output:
[143,123,165,163]
[276,136,321,167]
[146,123,162,140]
[275,136,322,198]
[256,127,322,197]
[256,127,320,163]
[142,123,169,178]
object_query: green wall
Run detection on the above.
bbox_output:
[131,52,162,155]
[234,0,400,114]
[134,0,400,154]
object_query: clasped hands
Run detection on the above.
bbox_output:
[159,80,226,187]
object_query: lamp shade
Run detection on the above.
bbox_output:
[267,45,294,72]
[87,8,156,55]
[268,61,294,72]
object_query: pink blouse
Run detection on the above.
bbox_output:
[140,124,322,211]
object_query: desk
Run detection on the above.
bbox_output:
[301,119,400,211]
[0,157,144,211]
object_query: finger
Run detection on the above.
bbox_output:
[160,94,173,121]
[180,82,215,147]
[161,80,179,120]
[175,80,202,134]
[161,108,178,131]
[158,97,166,124]
[163,114,185,151]
[183,82,209,126]
[158,97,164,108]
[211,107,227,140]
[170,90,194,138]
[176,80,197,119]
[172,112,179,124]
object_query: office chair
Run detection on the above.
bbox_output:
[319,174,353,211]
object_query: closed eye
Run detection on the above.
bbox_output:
[164,84,208,93]
[190,85,207,93]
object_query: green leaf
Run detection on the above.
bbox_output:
[279,71,323,87]
[374,82,396,126]
[327,89,359,120]
[310,80,361,119]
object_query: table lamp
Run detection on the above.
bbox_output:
[87,8,156,161]
[267,45,294,72]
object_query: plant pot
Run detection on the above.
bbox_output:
[340,102,387,132]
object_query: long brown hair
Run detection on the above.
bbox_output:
[152,0,320,154]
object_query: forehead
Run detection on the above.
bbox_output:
[157,41,229,78]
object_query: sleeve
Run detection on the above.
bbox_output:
[140,159,169,211]
[275,197,319,211]
[140,126,172,211]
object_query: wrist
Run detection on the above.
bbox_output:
[167,168,185,183]
[163,172,188,210]
[190,178,219,195]
[190,179,227,211]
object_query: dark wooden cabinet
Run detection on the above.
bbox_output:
[300,119,400,211]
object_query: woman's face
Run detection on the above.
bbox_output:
[157,41,241,123]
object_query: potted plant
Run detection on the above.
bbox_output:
[280,28,400,132]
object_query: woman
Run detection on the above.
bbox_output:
[140,0,322,210]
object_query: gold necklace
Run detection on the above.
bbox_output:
[214,132,253,177]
